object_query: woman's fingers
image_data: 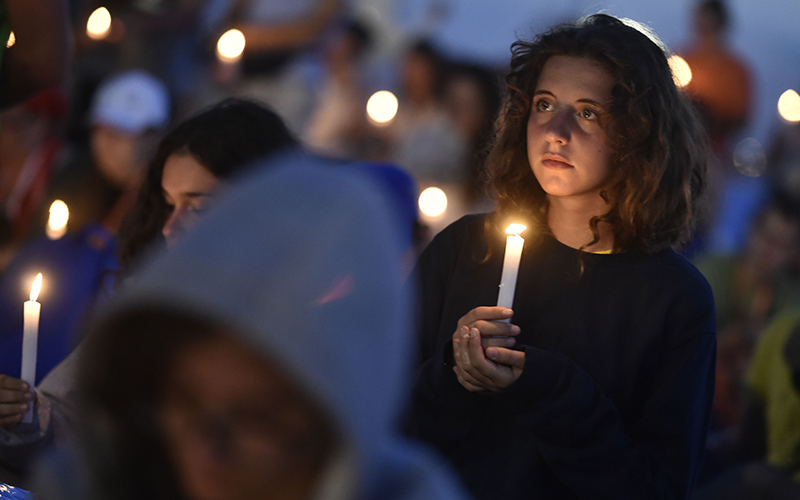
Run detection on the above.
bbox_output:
[458,306,514,328]
[453,366,487,392]
[481,335,516,348]
[486,347,526,370]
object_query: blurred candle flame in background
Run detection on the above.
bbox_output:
[46,200,69,240]
[419,186,447,218]
[217,29,246,62]
[778,89,800,123]
[366,90,399,126]
[668,55,692,88]
[87,7,112,40]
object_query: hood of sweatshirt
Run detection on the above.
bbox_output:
[91,154,468,500]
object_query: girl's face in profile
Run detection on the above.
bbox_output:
[526,56,615,206]
[161,154,221,248]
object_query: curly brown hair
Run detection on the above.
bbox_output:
[485,14,707,253]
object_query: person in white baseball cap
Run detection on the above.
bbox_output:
[88,70,171,192]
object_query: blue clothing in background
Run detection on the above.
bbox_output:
[0,224,117,384]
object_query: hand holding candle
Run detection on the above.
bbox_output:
[497,224,526,313]
[21,273,41,424]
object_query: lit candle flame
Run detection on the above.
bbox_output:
[46,200,69,240]
[668,55,692,88]
[366,91,399,125]
[505,224,527,237]
[217,29,246,62]
[6,31,14,48]
[30,274,42,302]
[87,7,112,40]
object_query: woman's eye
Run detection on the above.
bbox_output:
[535,100,551,112]
[580,108,598,120]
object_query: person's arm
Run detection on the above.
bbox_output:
[405,221,492,448]
[233,0,341,54]
[0,0,71,108]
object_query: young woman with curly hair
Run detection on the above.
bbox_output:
[407,14,715,500]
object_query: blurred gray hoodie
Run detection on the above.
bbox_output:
[34,155,469,500]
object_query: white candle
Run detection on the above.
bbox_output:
[497,224,526,313]
[21,273,42,424]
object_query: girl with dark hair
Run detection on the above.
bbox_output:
[118,97,298,271]
[407,14,716,500]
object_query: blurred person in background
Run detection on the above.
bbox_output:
[442,61,501,210]
[680,0,754,255]
[693,310,800,499]
[389,40,467,189]
[766,99,800,199]
[0,89,68,271]
[694,192,800,438]
[49,70,171,239]
[34,157,470,500]
[304,18,372,160]
[681,0,752,161]
[199,0,344,132]
[0,98,298,486]
[0,70,170,399]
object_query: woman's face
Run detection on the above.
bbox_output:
[161,153,220,248]
[526,56,614,206]
[91,125,142,189]
[158,333,333,500]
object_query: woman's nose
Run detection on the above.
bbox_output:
[544,110,571,145]
[162,209,185,248]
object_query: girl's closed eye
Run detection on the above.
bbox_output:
[188,203,209,215]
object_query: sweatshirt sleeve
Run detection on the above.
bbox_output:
[406,219,490,447]
[506,281,716,499]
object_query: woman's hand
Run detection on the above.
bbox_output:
[451,307,525,392]
[0,375,34,428]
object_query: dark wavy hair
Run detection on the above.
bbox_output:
[485,14,707,253]
[117,98,298,271]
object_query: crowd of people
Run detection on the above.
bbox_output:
[0,0,799,499]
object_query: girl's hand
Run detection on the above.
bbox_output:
[451,307,525,392]
[0,375,34,428]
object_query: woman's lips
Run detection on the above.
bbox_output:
[541,154,572,169]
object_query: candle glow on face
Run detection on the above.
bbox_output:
[47,200,69,240]
[217,29,246,62]
[87,7,112,40]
